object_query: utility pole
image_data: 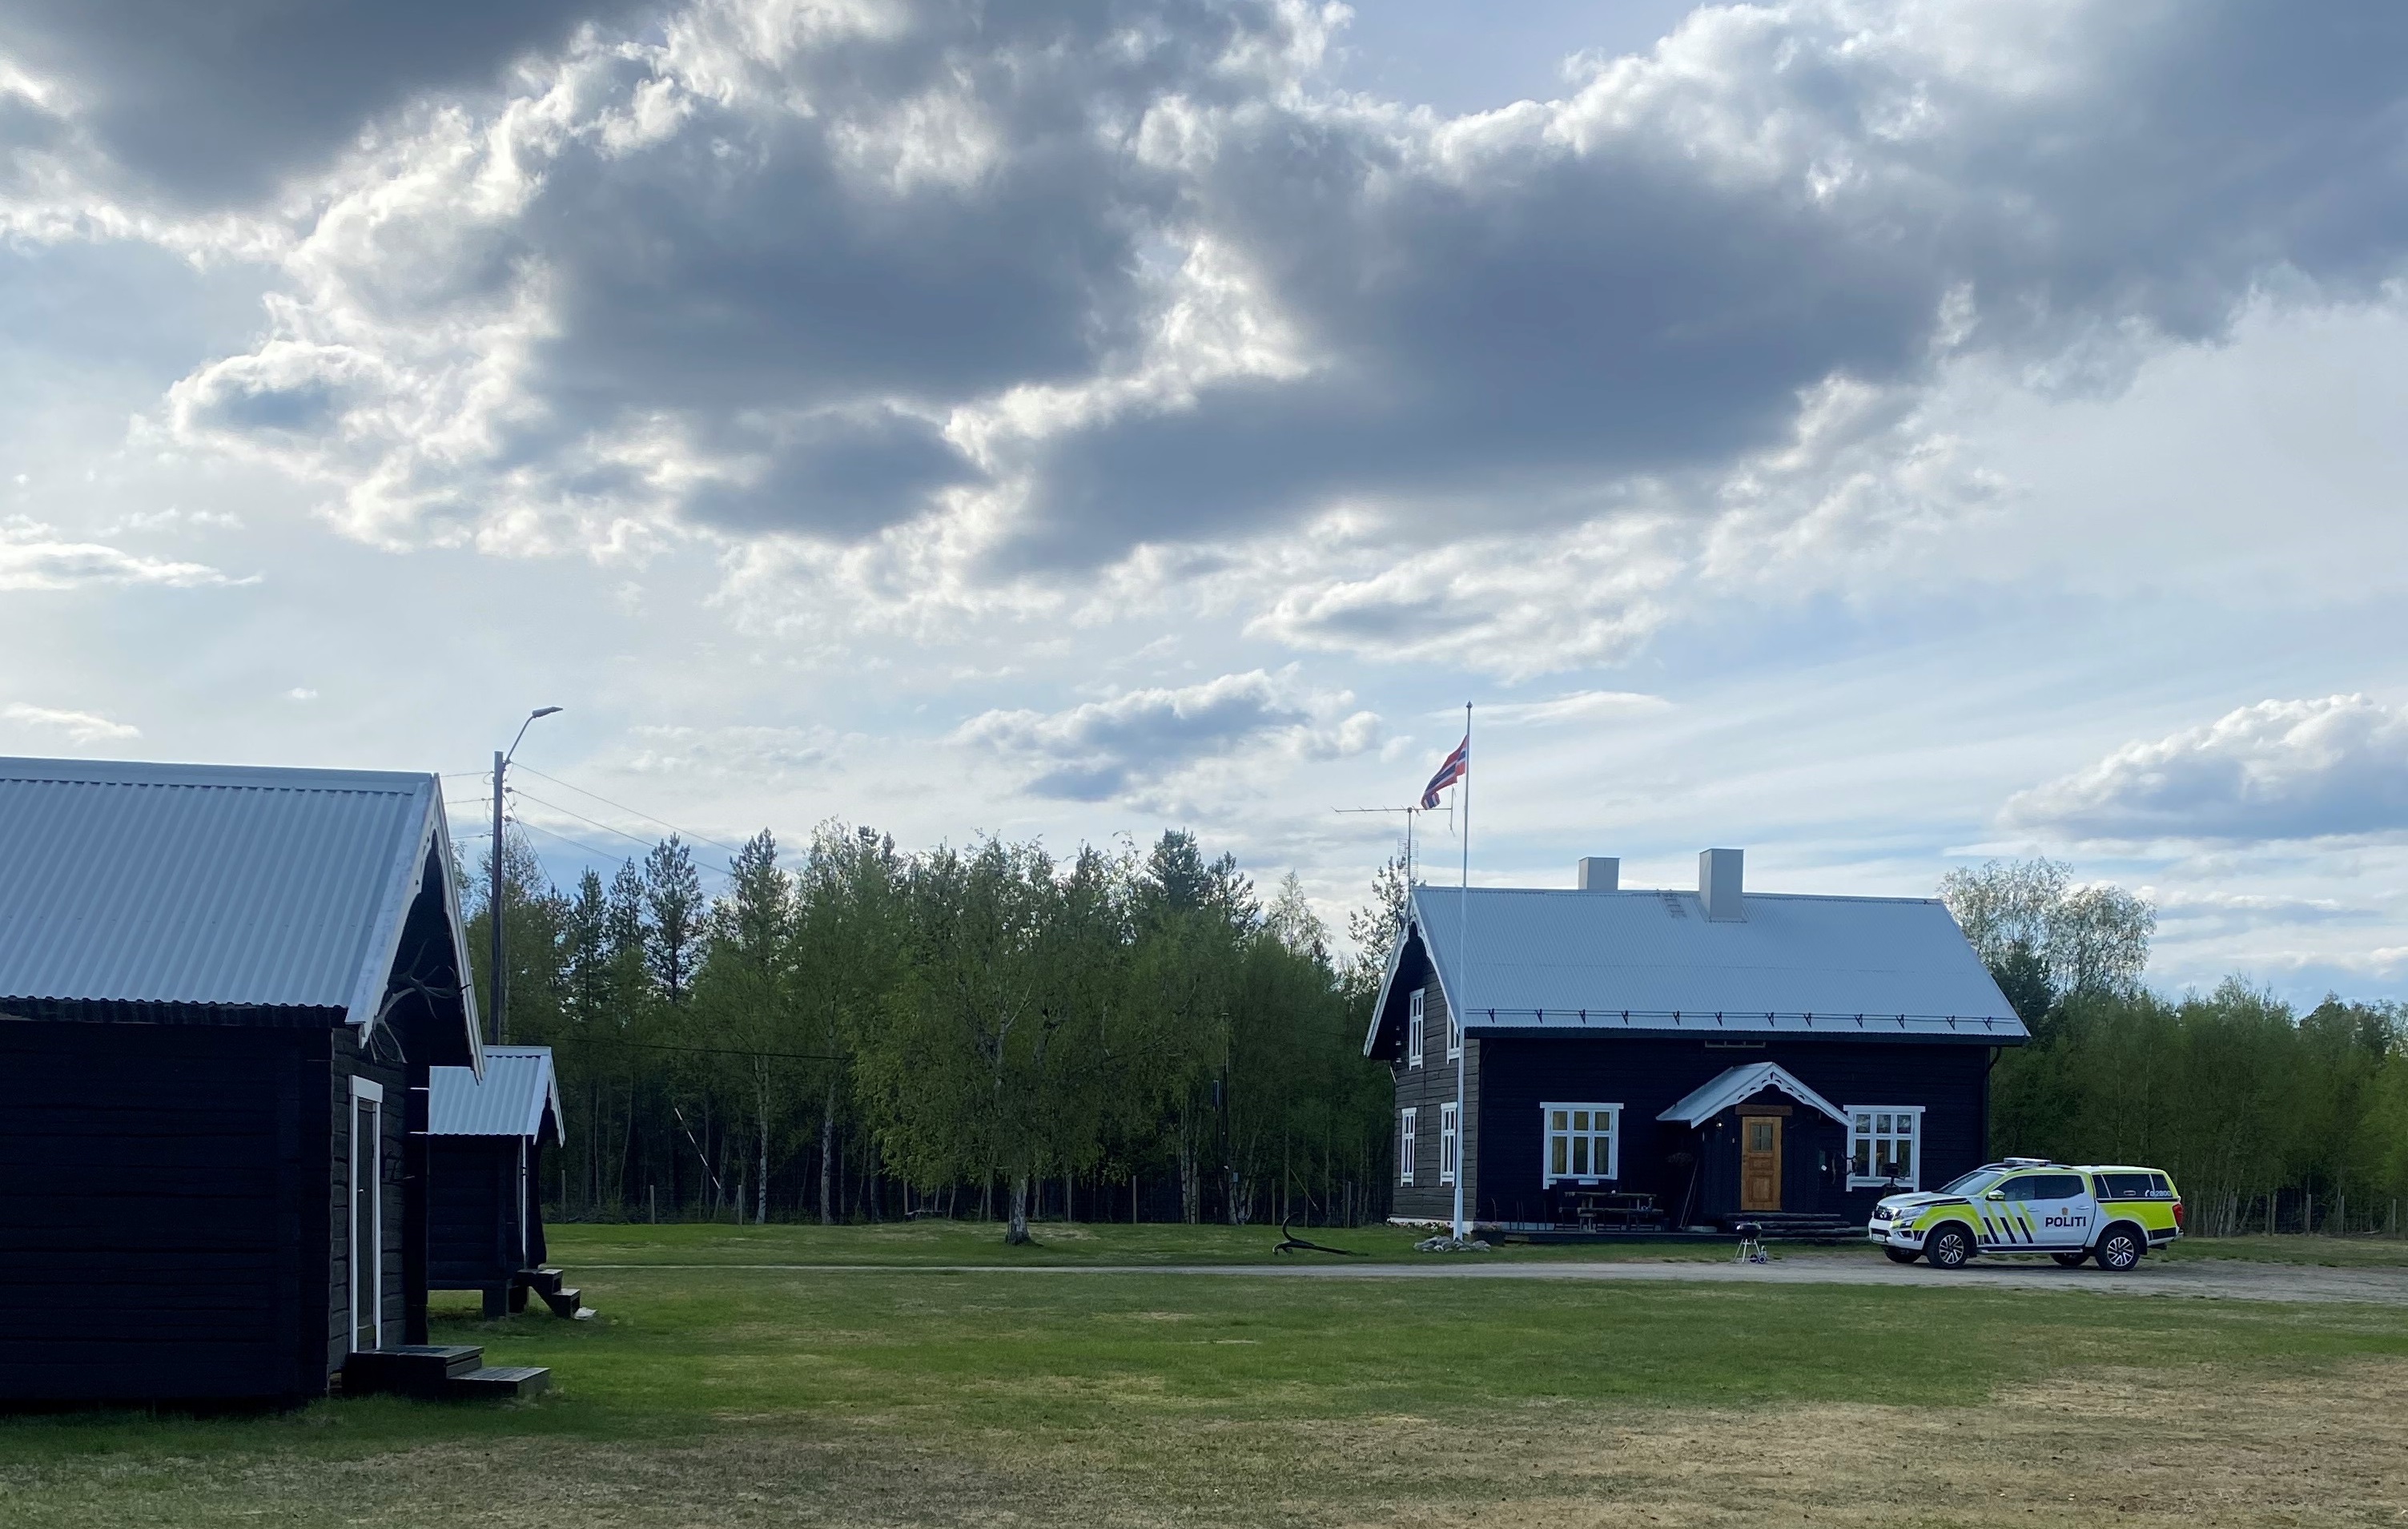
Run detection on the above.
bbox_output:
[489,706,563,1047]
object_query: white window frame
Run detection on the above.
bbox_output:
[348,1076,384,1353]
[1540,1102,1621,1186]
[1846,1105,1924,1189]
[1399,1107,1418,1185]
[1446,1002,1461,1061]
[1438,1103,1459,1185]
[1407,988,1425,1068]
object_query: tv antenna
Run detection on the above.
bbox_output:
[1333,803,1423,884]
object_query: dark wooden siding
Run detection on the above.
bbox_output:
[325,1041,410,1378]
[428,1137,525,1287]
[1389,979,1480,1223]
[1472,1035,1992,1226]
[0,1021,320,1402]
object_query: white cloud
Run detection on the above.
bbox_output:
[3,702,139,744]
[1474,691,1674,726]
[283,687,318,702]
[955,667,1380,805]
[0,519,237,591]
[2004,696,2408,845]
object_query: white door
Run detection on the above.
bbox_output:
[349,1078,384,1352]
[1990,1169,2092,1249]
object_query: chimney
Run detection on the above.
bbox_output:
[1576,856,1620,891]
[1698,847,1744,920]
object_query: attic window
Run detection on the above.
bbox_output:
[1407,989,1425,1068]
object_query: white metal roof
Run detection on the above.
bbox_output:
[429,1047,562,1143]
[1368,883,2024,1052]
[0,757,482,1056]
[1658,1062,1847,1126]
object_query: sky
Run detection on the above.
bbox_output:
[2,0,2406,1004]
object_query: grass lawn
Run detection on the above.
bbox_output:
[5,1224,2406,1527]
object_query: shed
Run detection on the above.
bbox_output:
[0,756,484,1403]
[428,1046,581,1318]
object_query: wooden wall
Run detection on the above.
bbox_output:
[428,1137,520,1289]
[1389,978,1480,1224]
[325,1040,410,1378]
[1472,1035,1992,1227]
[0,1020,324,1402]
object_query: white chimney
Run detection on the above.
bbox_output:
[1698,847,1744,920]
[1576,856,1620,891]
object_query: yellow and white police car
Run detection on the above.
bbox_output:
[1868,1158,2184,1270]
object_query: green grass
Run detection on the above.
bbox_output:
[2162,1233,2408,1266]
[5,1225,2406,1527]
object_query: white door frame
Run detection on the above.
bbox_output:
[349,1076,384,1353]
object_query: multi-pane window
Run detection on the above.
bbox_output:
[1540,1104,1619,1185]
[1439,1103,1458,1185]
[1847,1106,1924,1189]
[1446,1003,1461,1060]
[1399,1107,1418,1185]
[1407,989,1425,1068]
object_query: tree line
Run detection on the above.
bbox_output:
[468,824,1395,1241]
[1944,859,2408,1236]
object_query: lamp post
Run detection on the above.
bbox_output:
[490,706,562,1047]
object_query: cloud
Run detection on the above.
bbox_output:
[103,0,2408,671]
[3,702,138,744]
[0,519,236,591]
[618,723,834,779]
[0,0,651,206]
[1473,690,1673,726]
[2004,695,2408,844]
[955,668,1380,803]
[284,688,319,702]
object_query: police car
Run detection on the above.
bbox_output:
[1867,1158,2184,1270]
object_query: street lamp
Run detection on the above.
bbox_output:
[490,706,563,1046]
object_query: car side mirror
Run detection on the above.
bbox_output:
[1984,1190,2006,1201]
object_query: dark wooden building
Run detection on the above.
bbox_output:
[1368,851,2025,1233]
[428,1046,578,1318]
[0,757,484,1403]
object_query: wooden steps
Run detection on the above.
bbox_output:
[341,1344,550,1401]
[517,1266,592,1320]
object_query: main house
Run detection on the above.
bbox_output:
[0,757,484,1403]
[1367,850,2026,1232]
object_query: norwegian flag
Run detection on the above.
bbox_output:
[1419,734,1469,809]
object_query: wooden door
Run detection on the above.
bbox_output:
[1739,1115,1783,1212]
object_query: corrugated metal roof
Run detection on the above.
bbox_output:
[1659,1062,1847,1125]
[428,1047,561,1142]
[1385,884,2024,1044]
[0,757,476,1041]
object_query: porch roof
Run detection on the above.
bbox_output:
[1657,1061,1848,1127]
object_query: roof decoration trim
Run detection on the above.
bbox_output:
[1658,1061,1850,1127]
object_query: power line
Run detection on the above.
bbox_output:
[511,795,734,879]
[513,815,645,868]
[511,764,748,855]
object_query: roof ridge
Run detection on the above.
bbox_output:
[0,756,434,793]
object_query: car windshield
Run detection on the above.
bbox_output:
[1939,1169,2003,1197]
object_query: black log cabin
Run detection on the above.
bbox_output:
[0,758,484,1404]
[428,1046,573,1318]
[1367,851,2026,1233]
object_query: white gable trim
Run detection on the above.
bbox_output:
[1656,1062,1849,1128]
[1361,910,1463,1059]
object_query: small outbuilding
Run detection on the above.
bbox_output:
[428,1046,582,1318]
[0,757,484,1404]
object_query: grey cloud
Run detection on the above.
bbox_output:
[2004,696,2408,844]
[955,668,1377,802]
[148,2,2408,598]
[0,0,655,205]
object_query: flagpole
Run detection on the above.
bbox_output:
[1453,701,1471,1241]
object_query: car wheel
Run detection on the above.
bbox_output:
[1883,1248,1919,1264]
[1925,1225,1974,1269]
[2050,1252,2088,1268]
[2095,1227,2144,1271]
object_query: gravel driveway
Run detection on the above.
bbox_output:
[585,1256,2408,1304]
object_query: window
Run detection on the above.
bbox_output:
[1446,1003,1461,1061]
[1540,1103,1620,1185]
[1439,1103,1458,1185]
[1407,989,1425,1068]
[1399,1107,1418,1185]
[2095,1172,2176,1202]
[2000,1173,2084,1202]
[1847,1106,1924,1189]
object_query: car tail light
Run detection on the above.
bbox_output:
[2173,1199,2185,1229]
